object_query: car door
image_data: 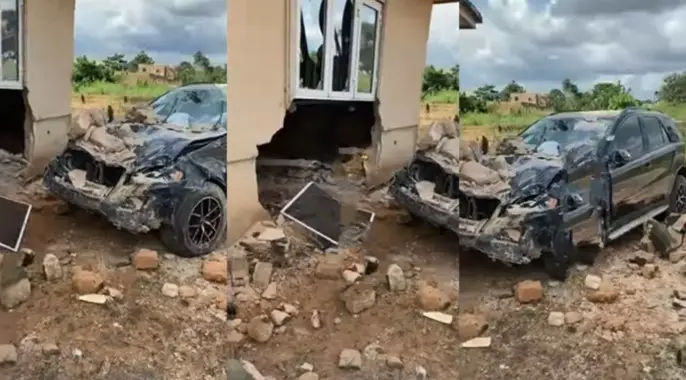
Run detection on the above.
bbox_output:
[607,115,649,229]
[638,115,676,209]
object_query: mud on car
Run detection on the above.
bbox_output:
[390,109,686,279]
[43,84,228,257]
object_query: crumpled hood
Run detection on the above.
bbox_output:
[507,155,564,201]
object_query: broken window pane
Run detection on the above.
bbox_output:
[299,0,327,91]
[0,0,19,82]
[331,0,354,92]
[356,4,378,94]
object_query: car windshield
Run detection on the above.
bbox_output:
[149,86,227,130]
[519,115,616,150]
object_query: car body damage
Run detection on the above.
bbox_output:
[391,109,686,278]
[44,106,226,234]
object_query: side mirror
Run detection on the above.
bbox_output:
[565,193,584,210]
[611,149,631,165]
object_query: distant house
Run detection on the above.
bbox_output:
[508,92,550,108]
[137,64,177,81]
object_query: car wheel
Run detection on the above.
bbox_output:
[160,182,226,257]
[670,175,686,214]
[542,251,569,281]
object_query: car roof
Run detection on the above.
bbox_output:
[549,110,623,119]
[176,83,226,92]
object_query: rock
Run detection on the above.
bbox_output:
[0,278,31,309]
[642,264,658,278]
[252,261,273,289]
[281,303,299,315]
[416,282,450,311]
[227,330,245,343]
[565,311,583,324]
[310,310,321,329]
[386,264,406,291]
[72,270,104,294]
[334,317,342,324]
[315,254,344,280]
[675,289,686,301]
[514,280,543,303]
[422,311,453,325]
[299,362,314,372]
[547,311,565,326]
[161,283,179,298]
[257,227,286,241]
[416,365,428,380]
[270,309,290,326]
[587,282,619,303]
[341,284,376,314]
[42,343,60,356]
[0,344,17,364]
[235,286,260,302]
[133,248,158,270]
[225,359,262,380]
[247,315,274,342]
[106,287,124,300]
[457,313,488,340]
[386,355,404,369]
[584,275,602,290]
[203,259,228,283]
[461,337,492,348]
[342,270,361,284]
[78,294,109,304]
[670,250,686,263]
[261,282,277,299]
[230,254,250,286]
[228,318,243,331]
[362,343,385,361]
[364,256,379,274]
[178,285,197,299]
[298,373,319,380]
[42,254,62,280]
[338,349,362,369]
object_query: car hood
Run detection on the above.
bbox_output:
[507,155,564,201]
[132,124,226,170]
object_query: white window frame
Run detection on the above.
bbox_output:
[291,0,383,102]
[0,0,23,90]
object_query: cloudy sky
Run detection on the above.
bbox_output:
[459,0,686,99]
[74,1,458,68]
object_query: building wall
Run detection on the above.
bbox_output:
[24,0,75,177]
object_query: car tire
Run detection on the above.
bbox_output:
[669,175,686,214]
[160,182,227,257]
[542,251,569,281]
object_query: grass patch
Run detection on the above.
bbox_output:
[461,110,546,128]
[424,89,457,104]
[73,81,173,99]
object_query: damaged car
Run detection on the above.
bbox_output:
[391,109,685,279]
[44,84,228,257]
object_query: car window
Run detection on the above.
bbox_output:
[641,116,669,151]
[150,89,179,118]
[150,87,225,129]
[613,116,644,159]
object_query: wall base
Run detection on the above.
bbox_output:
[227,157,270,244]
[366,125,418,187]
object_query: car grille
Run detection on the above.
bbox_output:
[65,149,126,187]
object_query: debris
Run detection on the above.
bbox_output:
[457,313,488,340]
[547,312,565,326]
[72,270,104,294]
[338,348,362,369]
[310,310,322,329]
[362,343,386,361]
[386,355,404,369]
[642,263,658,278]
[270,310,291,326]
[280,303,299,315]
[261,282,278,299]
[227,330,245,343]
[341,284,376,314]
[203,259,228,283]
[670,250,686,263]
[78,294,109,304]
[178,285,197,299]
[342,270,361,283]
[386,264,406,291]
[514,280,543,303]
[246,315,274,343]
[42,343,60,356]
[422,311,453,325]
[315,254,344,280]
[105,287,124,300]
[0,344,17,365]
[299,362,314,372]
[0,278,31,309]
[257,227,286,241]
[133,248,159,270]
[161,283,179,298]
[230,254,250,286]
[415,365,428,380]
[42,253,63,280]
[564,311,583,324]
[461,336,492,348]
[364,256,379,275]
[416,282,450,311]
[298,372,319,380]
[583,275,602,290]
[252,261,273,289]
[587,282,619,303]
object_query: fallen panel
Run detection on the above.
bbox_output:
[0,195,31,251]
[280,181,374,249]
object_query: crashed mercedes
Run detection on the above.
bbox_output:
[44,84,228,257]
[390,109,686,279]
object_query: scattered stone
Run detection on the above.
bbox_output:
[673,298,686,309]
[78,294,109,304]
[42,343,60,356]
[178,285,197,299]
[225,359,255,380]
[203,259,228,283]
[565,311,583,324]
[422,311,453,325]
[252,261,273,289]
[364,256,379,275]
[228,318,243,331]
[547,311,565,326]
[72,270,104,294]
[670,250,686,263]
[315,254,344,280]
[161,283,179,298]
[639,235,656,253]
[576,264,589,271]
[230,255,250,286]
[642,264,658,278]
[257,227,286,241]
[261,282,277,299]
[386,355,404,369]
[270,309,290,326]
[338,349,362,369]
[341,284,376,314]
[514,280,543,303]
[247,315,274,342]
[298,373,319,380]
[234,286,260,302]
[461,336,491,348]
[106,287,124,300]
[0,278,31,309]
[0,344,17,364]
[240,360,265,380]
[386,264,406,291]
[299,362,314,372]
[133,248,158,270]
[416,365,428,380]
[227,330,245,343]
[281,303,299,315]
[72,348,83,359]
[362,343,386,361]
[334,317,342,325]
[584,274,602,290]
[342,270,361,284]
[587,282,620,303]
[416,282,450,311]
[311,310,321,329]
[42,253,62,280]
[457,313,488,340]
[676,289,686,301]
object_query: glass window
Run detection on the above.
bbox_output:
[331,0,354,92]
[299,0,327,91]
[0,0,19,82]
[641,116,669,151]
[150,88,225,129]
[613,116,644,159]
[356,4,379,94]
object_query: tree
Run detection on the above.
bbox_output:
[459,92,487,113]
[72,56,116,87]
[422,65,453,94]
[127,50,154,71]
[474,84,500,102]
[103,53,128,72]
[500,80,525,100]
[658,72,686,103]
[192,51,211,71]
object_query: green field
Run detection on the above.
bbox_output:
[73,80,173,99]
